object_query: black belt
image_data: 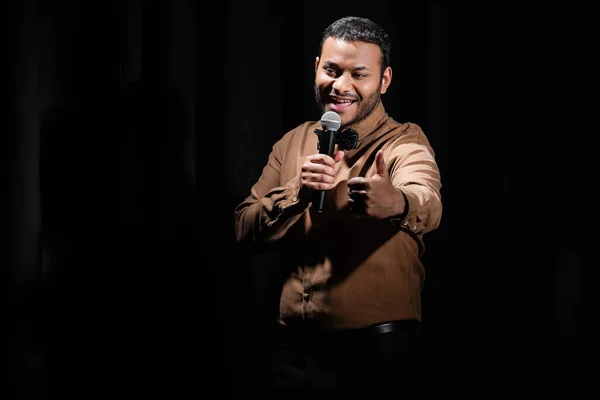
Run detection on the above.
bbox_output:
[277,319,420,341]
[366,319,420,336]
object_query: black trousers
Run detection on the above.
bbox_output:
[264,320,423,399]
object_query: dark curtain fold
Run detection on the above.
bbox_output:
[6,0,594,398]
[6,0,202,397]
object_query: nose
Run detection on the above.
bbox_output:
[332,73,352,94]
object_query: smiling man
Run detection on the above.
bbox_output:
[314,30,391,128]
[234,16,443,398]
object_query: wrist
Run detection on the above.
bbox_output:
[389,189,408,224]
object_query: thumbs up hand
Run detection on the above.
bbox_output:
[346,150,406,219]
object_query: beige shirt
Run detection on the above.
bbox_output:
[234,101,442,330]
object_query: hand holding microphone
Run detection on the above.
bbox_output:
[301,111,359,213]
[299,112,343,213]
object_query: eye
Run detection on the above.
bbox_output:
[353,73,368,79]
[325,67,337,77]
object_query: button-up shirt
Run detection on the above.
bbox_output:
[234,101,442,330]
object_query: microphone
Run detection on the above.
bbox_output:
[313,111,342,213]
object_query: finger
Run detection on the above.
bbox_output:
[347,195,365,215]
[308,153,336,167]
[333,151,345,174]
[375,150,388,177]
[303,172,336,186]
[311,181,336,191]
[348,189,368,199]
[302,162,336,177]
[334,150,345,163]
[347,177,368,191]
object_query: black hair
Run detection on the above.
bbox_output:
[318,16,391,73]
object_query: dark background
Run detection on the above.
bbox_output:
[4,0,595,398]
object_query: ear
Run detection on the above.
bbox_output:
[380,66,392,94]
[315,56,320,73]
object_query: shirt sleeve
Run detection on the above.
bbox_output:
[385,123,443,236]
[234,135,309,245]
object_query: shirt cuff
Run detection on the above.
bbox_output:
[389,190,424,234]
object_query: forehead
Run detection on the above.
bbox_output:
[320,37,382,71]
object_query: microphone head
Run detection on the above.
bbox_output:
[320,111,342,132]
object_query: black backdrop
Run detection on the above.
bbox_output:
[5,0,595,398]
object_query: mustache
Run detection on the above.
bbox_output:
[328,93,358,102]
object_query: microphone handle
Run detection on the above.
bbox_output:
[313,129,337,213]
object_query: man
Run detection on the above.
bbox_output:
[234,16,442,397]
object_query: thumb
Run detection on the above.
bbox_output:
[375,150,388,176]
[333,150,345,174]
[334,150,345,163]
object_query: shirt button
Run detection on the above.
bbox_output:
[303,292,310,302]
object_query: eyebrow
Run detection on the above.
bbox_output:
[322,61,371,72]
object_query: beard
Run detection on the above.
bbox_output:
[314,81,382,129]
